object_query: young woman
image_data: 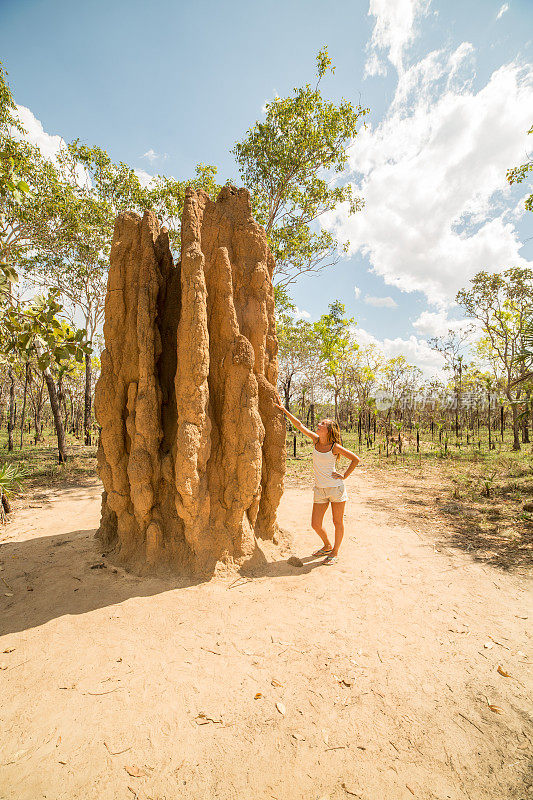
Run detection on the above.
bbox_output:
[273,393,361,564]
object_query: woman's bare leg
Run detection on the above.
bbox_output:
[311,502,331,550]
[330,501,346,556]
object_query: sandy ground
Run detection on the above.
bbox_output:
[0,473,531,800]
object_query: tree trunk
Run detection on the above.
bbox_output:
[35,340,68,463]
[7,367,15,451]
[42,366,68,463]
[84,352,92,445]
[19,362,29,449]
[522,390,530,444]
[509,400,521,451]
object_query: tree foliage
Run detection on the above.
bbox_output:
[233,47,368,287]
[506,124,532,213]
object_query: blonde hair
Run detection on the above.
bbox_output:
[322,418,342,466]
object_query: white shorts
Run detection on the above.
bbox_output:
[313,484,348,504]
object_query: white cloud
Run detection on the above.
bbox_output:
[365,0,431,77]
[326,46,533,308]
[496,3,509,20]
[15,105,65,161]
[355,326,445,378]
[364,294,397,308]
[412,309,478,338]
[14,105,91,187]
[293,306,311,319]
[134,168,155,188]
[141,148,167,164]
[354,285,361,299]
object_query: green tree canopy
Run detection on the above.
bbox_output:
[233,47,368,287]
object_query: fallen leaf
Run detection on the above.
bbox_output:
[194,712,222,725]
[254,693,263,700]
[0,663,7,670]
[341,782,361,797]
[4,592,13,597]
[341,678,354,687]
[488,704,503,714]
[483,642,493,649]
[275,701,285,715]
[271,678,283,687]
[497,666,510,678]
[125,766,147,778]
[291,732,305,740]
[2,648,15,653]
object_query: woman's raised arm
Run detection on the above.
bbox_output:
[273,393,318,442]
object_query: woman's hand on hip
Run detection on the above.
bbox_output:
[331,471,344,480]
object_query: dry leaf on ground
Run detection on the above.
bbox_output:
[497,665,510,677]
[275,702,286,715]
[124,766,146,778]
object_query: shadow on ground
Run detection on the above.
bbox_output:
[0,525,325,637]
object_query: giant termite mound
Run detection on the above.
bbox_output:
[94,186,286,575]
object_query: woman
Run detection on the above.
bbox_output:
[273,393,361,564]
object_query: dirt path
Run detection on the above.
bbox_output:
[0,475,531,800]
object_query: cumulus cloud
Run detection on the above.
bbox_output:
[134,168,155,188]
[326,45,533,308]
[15,105,66,161]
[365,0,431,77]
[355,326,445,378]
[364,294,397,308]
[412,309,478,338]
[14,105,91,187]
[293,306,311,319]
[496,3,509,20]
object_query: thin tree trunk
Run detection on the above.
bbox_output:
[35,343,68,463]
[7,367,15,452]
[19,362,29,449]
[510,399,521,451]
[523,390,530,444]
[84,352,92,445]
[43,367,68,463]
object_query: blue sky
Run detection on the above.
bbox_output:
[1,0,532,375]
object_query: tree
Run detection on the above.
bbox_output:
[456,268,533,451]
[2,289,89,462]
[429,328,473,437]
[507,124,532,213]
[314,300,358,421]
[233,47,368,287]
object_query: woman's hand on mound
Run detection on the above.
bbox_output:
[273,391,285,411]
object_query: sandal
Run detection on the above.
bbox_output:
[323,555,338,565]
[312,546,333,557]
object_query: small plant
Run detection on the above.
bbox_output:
[0,462,26,521]
[480,469,498,498]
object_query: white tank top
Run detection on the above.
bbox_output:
[312,444,342,488]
